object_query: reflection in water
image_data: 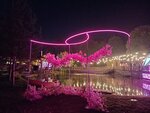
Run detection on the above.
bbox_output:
[142,73,150,80]
[51,73,150,96]
[143,83,150,91]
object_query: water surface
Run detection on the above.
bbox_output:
[51,73,150,96]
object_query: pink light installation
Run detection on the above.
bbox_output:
[65,33,89,45]
[30,29,130,46]
[65,29,130,45]
[30,33,89,46]
[45,44,112,67]
[30,40,67,46]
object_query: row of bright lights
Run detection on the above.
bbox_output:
[6,61,26,65]
[4,52,147,67]
[90,52,147,65]
[71,81,147,96]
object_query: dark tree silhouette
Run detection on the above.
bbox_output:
[108,36,127,55]
[0,0,41,59]
[128,25,150,53]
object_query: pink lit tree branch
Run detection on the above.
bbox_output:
[45,44,112,68]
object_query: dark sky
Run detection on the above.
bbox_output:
[0,0,150,42]
[29,0,150,42]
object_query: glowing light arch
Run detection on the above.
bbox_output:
[30,33,89,46]
[65,29,130,45]
[64,33,90,45]
[30,40,67,46]
[30,29,130,46]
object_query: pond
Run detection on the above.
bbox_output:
[50,73,150,96]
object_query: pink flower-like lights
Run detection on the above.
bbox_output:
[31,29,129,67]
[45,44,112,67]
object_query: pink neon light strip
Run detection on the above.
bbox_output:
[88,29,130,37]
[65,29,130,45]
[30,33,89,46]
[30,40,67,46]
[65,33,89,45]
[31,29,130,46]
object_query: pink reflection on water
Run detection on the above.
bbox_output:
[64,74,150,96]
[142,73,150,80]
[143,83,150,91]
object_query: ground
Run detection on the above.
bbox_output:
[0,75,150,113]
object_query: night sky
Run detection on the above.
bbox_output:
[30,0,150,42]
[0,0,150,42]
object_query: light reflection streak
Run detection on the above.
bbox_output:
[61,74,150,96]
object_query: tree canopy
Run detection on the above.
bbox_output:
[129,25,150,52]
[0,0,40,59]
[108,36,126,55]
